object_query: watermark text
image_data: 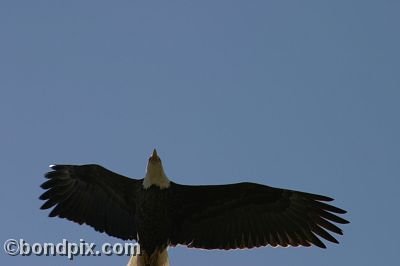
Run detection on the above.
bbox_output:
[3,239,140,260]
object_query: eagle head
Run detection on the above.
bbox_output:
[143,149,170,189]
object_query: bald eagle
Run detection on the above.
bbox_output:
[40,149,349,266]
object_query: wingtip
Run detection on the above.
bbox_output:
[38,193,47,201]
[333,206,348,215]
[40,200,53,210]
[40,182,48,189]
[314,240,327,249]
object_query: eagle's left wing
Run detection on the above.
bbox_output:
[169,182,349,249]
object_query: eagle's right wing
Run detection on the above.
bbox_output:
[40,164,142,240]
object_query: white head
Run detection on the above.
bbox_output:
[143,149,170,189]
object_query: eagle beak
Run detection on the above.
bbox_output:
[149,149,160,162]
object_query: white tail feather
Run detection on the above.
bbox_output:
[127,248,169,266]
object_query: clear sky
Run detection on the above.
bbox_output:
[1,1,399,265]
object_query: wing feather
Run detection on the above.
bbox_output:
[169,182,349,249]
[40,164,141,240]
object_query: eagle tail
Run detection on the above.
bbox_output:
[127,248,169,266]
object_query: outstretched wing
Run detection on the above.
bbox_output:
[169,182,349,249]
[40,164,142,240]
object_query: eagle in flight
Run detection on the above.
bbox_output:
[40,149,349,266]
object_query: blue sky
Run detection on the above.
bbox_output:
[1,1,399,265]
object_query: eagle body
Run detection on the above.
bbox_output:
[40,149,349,266]
[136,185,172,256]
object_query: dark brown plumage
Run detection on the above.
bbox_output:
[40,151,349,265]
[40,164,348,251]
